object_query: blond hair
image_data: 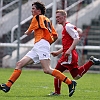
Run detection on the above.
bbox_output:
[56,10,67,17]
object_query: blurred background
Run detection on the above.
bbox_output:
[0,0,100,72]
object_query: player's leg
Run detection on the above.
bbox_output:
[0,46,37,93]
[49,62,67,95]
[54,63,67,95]
[69,49,100,79]
[40,59,77,97]
[0,43,41,93]
[70,56,100,80]
[0,56,33,93]
[40,59,72,84]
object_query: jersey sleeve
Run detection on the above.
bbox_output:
[65,23,79,39]
[27,15,39,33]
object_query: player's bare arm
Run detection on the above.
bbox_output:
[65,38,79,56]
[53,36,58,42]
[51,47,63,57]
[24,30,30,35]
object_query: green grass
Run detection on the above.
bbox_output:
[0,68,100,100]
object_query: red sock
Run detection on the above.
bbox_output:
[54,78,61,94]
[6,69,22,87]
[79,61,93,76]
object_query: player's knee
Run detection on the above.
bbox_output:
[73,75,81,80]
[43,70,48,74]
[43,68,51,74]
[16,61,23,69]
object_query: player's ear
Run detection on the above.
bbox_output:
[37,9,41,14]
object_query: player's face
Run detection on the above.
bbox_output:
[56,13,65,25]
[31,5,41,16]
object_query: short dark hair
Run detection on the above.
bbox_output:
[32,1,46,15]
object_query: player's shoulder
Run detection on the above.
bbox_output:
[65,22,75,29]
[35,15,50,22]
[65,22,73,27]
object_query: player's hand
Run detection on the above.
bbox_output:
[64,49,71,57]
[51,51,59,57]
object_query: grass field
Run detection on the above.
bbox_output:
[0,68,100,100]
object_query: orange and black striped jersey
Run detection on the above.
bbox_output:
[27,15,58,44]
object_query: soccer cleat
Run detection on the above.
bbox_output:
[0,84,10,93]
[90,56,100,65]
[68,80,77,97]
[48,92,60,96]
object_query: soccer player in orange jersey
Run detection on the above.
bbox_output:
[0,1,78,97]
[49,10,100,96]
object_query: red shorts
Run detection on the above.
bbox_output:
[58,49,78,71]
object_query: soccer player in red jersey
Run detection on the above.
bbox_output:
[49,10,100,96]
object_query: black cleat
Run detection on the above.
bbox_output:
[48,92,60,96]
[0,84,10,93]
[90,56,100,65]
[68,80,77,97]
